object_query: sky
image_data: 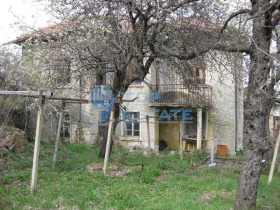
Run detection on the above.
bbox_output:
[0,0,50,44]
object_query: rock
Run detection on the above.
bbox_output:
[4,135,16,148]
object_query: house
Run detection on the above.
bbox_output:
[12,22,244,155]
[119,55,244,155]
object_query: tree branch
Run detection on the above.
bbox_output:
[160,41,252,61]
[212,43,253,54]
[159,46,210,60]
[220,9,252,34]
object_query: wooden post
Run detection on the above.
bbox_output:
[210,136,214,163]
[146,115,151,149]
[179,122,184,160]
[205,111,209,141]
[103,110,114,175]
[180,136,183,160]
[268,130,280,184]
[52,101,65,168]
[197,108,202,149]
[0,90,52,97]
[31,91,45,192]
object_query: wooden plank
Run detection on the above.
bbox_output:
[31,91,45,192]
[197,108,202,149]
[50,97,89,103]
[0,90,52,97]
[52,101,65,168]
[0,91,90,103]
[103,110,114,175]
[210,136,215,164]
[180,123,184,160]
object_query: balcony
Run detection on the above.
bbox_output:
[149,84,212,108]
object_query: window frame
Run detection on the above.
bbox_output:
[53,59,71,86]
[123,111,140,137]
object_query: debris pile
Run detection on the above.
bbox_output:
[0,127,29,154]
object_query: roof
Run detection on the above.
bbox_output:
[12,17,221,45]
[12,23,73,45]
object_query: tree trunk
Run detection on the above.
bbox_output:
[98,123,109,158]
[235,111,272,209]
[235,0,274,209]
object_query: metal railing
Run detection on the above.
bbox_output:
[149,84,212,107]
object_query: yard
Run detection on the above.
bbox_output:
[1,143,280,209]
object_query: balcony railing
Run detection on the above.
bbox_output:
[149,84,212,107]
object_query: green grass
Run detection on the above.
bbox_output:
[1,142,280,209]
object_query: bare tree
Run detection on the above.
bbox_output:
[152,0,280,208]
[233,1,280,209]
[16,0,280,208]
[26,0,213,157]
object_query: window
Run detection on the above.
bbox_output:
[124,112,140,136]
[193,64,205,84]
[53,59,71,85]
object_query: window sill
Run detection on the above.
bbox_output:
[129,84,144,88]
[121,137,141,142]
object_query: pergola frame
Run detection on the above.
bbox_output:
[0,90,89,192]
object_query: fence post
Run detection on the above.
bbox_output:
[31,91,45,192]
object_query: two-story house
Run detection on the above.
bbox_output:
[12,22,244,155]
[119,55,244,155]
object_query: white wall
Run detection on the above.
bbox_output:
[205,52,244,154]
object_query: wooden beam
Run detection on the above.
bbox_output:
[180,122,184,160]
[0,90,52,97]
[52,101,65,168]
[49,97,89,103]
[197,108,202,149]
[0,90,90,103]
[31,91,45,192]
[103,110,114,175]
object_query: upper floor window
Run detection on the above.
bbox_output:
[193,63,205,84]
[53,59,71,85]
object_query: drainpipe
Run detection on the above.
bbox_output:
[234,58,238,152]
[79,73,82,142]
[197,108,202,149]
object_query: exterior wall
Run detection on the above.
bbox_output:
[21,45,99,143]
[21,41,243,154]
[205,52,244,155]
[120,74,158,149]
[119,53,244,155]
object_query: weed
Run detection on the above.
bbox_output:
[236,149,244,157]
[0,143,279,209]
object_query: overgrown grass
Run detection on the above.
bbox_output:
[1,142,280,209]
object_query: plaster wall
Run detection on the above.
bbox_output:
[205,52,244,154]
